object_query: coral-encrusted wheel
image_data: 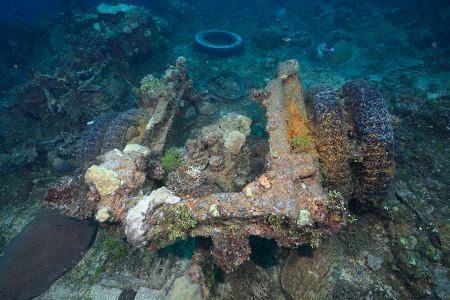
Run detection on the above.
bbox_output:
[76,112,119,171]
[306,84,350,194]
[306,81,395,204]
[340,80,395,201]
[194,30,244,57]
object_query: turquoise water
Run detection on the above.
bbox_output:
[0,1,449,299]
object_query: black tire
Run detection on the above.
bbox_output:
[194,30,244,57]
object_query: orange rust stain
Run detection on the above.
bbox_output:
[136,118,151,143]
[286,96,308,139]
[185,201,194,210]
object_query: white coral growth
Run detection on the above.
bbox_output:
[186,166,202,178]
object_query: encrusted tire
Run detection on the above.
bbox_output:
[101,109,151,154]
[306,84,350,194]
[194,30,244,57]
[340,80,395,200]
[76,112,119,170]
[77,110,152,170]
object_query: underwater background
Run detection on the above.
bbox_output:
[0,0,450,299]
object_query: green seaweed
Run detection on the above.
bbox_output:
[161,148,183,174]
[161,148,183,183]
[290,134,314,153]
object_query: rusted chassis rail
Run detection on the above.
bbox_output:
[143,60,345,272]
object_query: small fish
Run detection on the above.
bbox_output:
[323,45,334,52]
[14,10,25,17]
[282,38,292,41]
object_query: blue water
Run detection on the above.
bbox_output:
[0,0,449,299]
[0,0,156,23]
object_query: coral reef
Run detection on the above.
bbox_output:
[166,274,204,300]
[86,144,151,222]
[97,3,135,14]
[0,2,169,176]
[85,165,122,197]
[177,113,254,193]
[49,58,208,221]
[2,1,449,298]
[282,236,343,300]
[167,165,211,198]
[182,264,210,299]
[125,187,180,248]
[68,4,166,67]
[44,175,98,219]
